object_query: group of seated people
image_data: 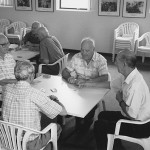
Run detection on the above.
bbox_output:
[0,20,150,150]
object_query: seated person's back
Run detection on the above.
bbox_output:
[36,26,64,75]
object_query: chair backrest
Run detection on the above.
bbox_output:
[0,120,57,150]
[6,21,26,35]
[0,19,10,34]
[119,22,139,37]
[38,53,69,75]
[139,32,150,47]
[22,27,31,38]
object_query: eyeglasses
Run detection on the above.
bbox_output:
[0,42,10,48]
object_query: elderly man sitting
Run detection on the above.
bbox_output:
[2,60,67,150]
[36,26,64,75]
[23,21,42,51]
[62,37,110,133]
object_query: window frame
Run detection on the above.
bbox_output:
[56,0,91,12]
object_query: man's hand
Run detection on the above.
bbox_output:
[49,95,59,103]
[116,90,123,103]
[75,79,86,88]
[68,76,76,84]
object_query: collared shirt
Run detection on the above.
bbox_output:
[0,53,16,80]
[112,68,150,121]
[2,81,62,140]
[67,52,108,80]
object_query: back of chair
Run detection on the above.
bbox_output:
[0,120,57,150]
[38,53,69,75]
[5,21,26,41]
[0,120,35,150]
[0,19,10,34]
[119,22,139,37]
[141,32,150,47]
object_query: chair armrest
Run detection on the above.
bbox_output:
[41,123,57,134]
[115,119,150,136]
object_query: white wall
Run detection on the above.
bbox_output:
[0,0,150,53]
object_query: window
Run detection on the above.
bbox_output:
[56,0,91,11]
[0,0,13,7]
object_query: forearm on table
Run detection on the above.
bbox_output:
[85,81,110,88]
[87,74,109,83]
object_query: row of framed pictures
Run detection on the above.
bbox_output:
[15,0,54,12]
[15,0,147,18]
[99,0,147,18]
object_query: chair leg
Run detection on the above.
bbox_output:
[107,134,115,150]
[112,41,116,62]
[142,56,145,63]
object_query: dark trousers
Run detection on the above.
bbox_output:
[94,111,150,149]
[26,131,53,150]
[76,105,97,131]
[42,64,59,75]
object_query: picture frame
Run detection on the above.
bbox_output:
[98,0,120,16]
[15,0,32,11]
[123,0,147,18]
[35,0,54,12]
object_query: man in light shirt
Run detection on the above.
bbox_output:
[94,49,150,150]
[62,37,110,133]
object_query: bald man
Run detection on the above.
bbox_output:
[36,26,64,75]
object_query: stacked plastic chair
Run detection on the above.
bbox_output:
[112,22,139,62]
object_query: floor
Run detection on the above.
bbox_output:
[58,50,150,150]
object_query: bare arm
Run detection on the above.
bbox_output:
[86,74,109,83]
[116,91,135,120]
[49,95,67,116]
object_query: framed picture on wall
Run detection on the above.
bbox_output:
[35,0,54,12]
[15,0,32,11]
[98,0,120,16]
[123,0,147,18]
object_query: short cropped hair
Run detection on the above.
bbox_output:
[14,61,35,81]
[32,21,42,29]
[81,37,95,48]
[118,49,137,69]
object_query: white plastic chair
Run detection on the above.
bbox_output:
[0,19,10,34]
[135,32,150,63]
[5,21,26,45]
[112,22,139,62]
[38,53,69,76]
[0,120,57,150]
[107,119,150,150]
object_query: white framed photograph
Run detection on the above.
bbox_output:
[35,0,54,12]
[123,0,147,18]
[98,0,120,16]
[15,0,32,11]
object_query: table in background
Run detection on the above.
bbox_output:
[10,47,39,61]
[32,75,109,118]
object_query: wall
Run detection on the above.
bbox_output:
[0,0,150,54]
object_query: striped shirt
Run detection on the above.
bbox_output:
[67,52,108,79]
[2,81,62,140]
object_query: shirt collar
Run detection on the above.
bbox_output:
[124,68,137,84]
